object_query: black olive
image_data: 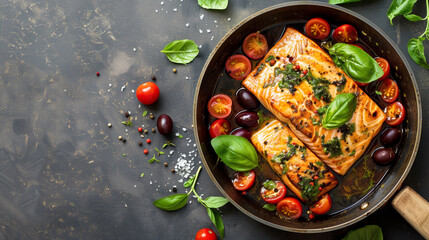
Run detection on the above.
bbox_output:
[235,111,259,129]
[236,88,260,110]
[373,148,396,165]
[380,128,401,146]
[230,128,251,141]
[157,114,173,135]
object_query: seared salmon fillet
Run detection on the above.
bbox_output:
[242,27,386,175]
[251,119,338,203]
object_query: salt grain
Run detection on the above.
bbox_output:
[199,29,203,34]
[185,23,189,27]
[160,1,164,5]
[198,45,202,49]
[109,83,112,87]
[121,85,126,91]
[182,128,187,132]
[227,17,231,21]
[173,8,177,12]
[155,9,158,12]
[200,14,204,20]
[206,29,211,33]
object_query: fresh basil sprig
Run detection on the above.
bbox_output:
[322,93,357,129]
[211,135,259,171]
[342,225,383,240]
[329,43,384,83]
[153,166,229,239]
[387,0,418,25]
[329,0,361,5]
[161,39,199,65]
[198,0,228,10]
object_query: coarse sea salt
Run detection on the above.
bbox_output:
[199,29,203,34]
[185,23,189,27]
[121,85,126,91]
[173,8,177,12]
[200,14,204,20]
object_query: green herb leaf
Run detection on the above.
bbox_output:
[211,135,259,171]
[163,141,176,148]
[197,0,228,10]
[404,13,424,22]
[387,0,417,25]
[153,193,189,211]
[322,93,357,129]
[183,175,196,188]
[329,0,361,4]
[140,173,144,178]
[348,150,356,156]
[148,154,160,163]
[142,111,148,117]
[342,225,383,240]
[161,39,199,65]
[375,90,382,95]
[155,147,165,156]
[407,37,429,69]
[257,111,270,126]
[121,121,132,127]
[207,208,225,239]
[329,43,384,83]
[263,180,277,190]
[178,134,184,139]
[204,196,229,208]
[263,204,277,211]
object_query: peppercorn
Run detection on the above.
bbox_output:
[152,128,156,133]
[144,129,148,134]
[96,72,100,76]
[107,123,112,128]
[172,187,177,192]
[269,59,276,66]
[318,186,323,191]
[173,68,177,73]
[138,127,143,133]
[150,114,154,119]
[151,75,157,80]
[171,169,176,173]
[144,149,148,154]
[313,176,319,180]
[164,162,168,167]
[309,213,315,219]
[146,139,151,144]
[122,139,127,143]
[138,141,143,146]
[124,112,130,118]
[118,136,123,140]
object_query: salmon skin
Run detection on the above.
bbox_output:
[251,119,338,203]
[242,27,386,175]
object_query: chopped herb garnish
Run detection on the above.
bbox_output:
[121,120,133,126]
[163,141,176,148]
[316,105,329,116]
[375,90,382,95]
[140,173,145,178]
[155,147,165,156]
[315,161,323,167]
[348,150,356,156]
[276,64,305,94]
[178,134,184,139]
[298,177,320,204]
[263,204,277,211]
[142,111,148,117]
[332,74,347,92]
[254,63,266,77]
[307,71,332,102]
[148,154,160,163]
[322,137,343,158]
[263,180,276,190]
[257,111,270,126]
[265,55,275,62]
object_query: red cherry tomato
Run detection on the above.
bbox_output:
[385,101,405,126]
[333,24,358,43]
[260,181,287,204]
[309,194,332,215]
[225,55,252,81]
[136,82,160,105]
[209,119,231,139]
[207,94,232,119]
[242,32,269,60]
[349,43,364,51]
[276,197,303,220]
[375,57,391,81]
[305,18,331,40]
[232,170,256,191]
[379,78,399,103]
[195,228,217,240]
[355,80,369,87]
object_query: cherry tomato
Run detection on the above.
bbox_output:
[309,194,332,215]
[305,18,331,40]
[349,43,364,51]
[375,57,391,81]
[242,32,269,60]
[379,78,399,103]
[232,170,256,191]
[225,55,252,81]
[209,119,231,139]
[195,228,217,240]
[260,181,287,204]
[136,82,160,105]
[333,24,358,43]
[207,94,232,119]
[355,81,369,87]
[276,197,303,220]
[385,101,405,126]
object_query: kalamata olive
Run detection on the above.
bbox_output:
[157,114,173,135]
[236,88,260,110]
[235,111,259,128]
[372,148,396,165]
[380,128,401,146]
[230,128,252,141]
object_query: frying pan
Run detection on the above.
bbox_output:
[193,1,424,235]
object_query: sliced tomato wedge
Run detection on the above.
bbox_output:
[260,180,287,204]
[242,32,268,60]
[276,197,302,220]
[375,57,391,81]
[333,24,358,43]
[232,170,256,191]
[207,94,232,119]
[385,101,405,126]
[305,18,331,40]
[309,194,332,215]
[225,55,252,81]
[379,78,399,103]
[209,119,231,139]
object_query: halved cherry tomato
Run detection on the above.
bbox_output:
[209,119,231,139]
[355,80,369,87]
[136,82,160,105]
[309,194,332,215]
[375,57,391,81]
[207,94,232,119]
[195,228,217,240]
[379,78,399,103]
[305,18,331,40]
[260,181,287,204]
[225,55,252,81]
[333,24,358,43]
[232,170,256,191]
[242,32,268,60]
[385,101,405,126]
[276,197,303,220]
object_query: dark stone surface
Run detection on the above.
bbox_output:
[0,0,427,239]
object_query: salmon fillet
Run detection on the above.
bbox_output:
[242,27,386,175]
[251,119,338,203]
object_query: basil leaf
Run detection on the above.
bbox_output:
[404,13,424,22]
[211,135,259,171]
[322,93,357,129]
[329,0,361,5]
[153,193,188,211]
[198,0,228,10]
[183,175,196,188]
[329,43,384,83]
[407,37,429,69]
[204,196,229,208]
[161,39,199,65]
[342,225,383,240]
[263,204,277,211]
[387,0,417,25]
[207,208,225,239]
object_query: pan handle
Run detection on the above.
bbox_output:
[391,186,429,239]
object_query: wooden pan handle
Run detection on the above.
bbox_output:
[392,186,429,239]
